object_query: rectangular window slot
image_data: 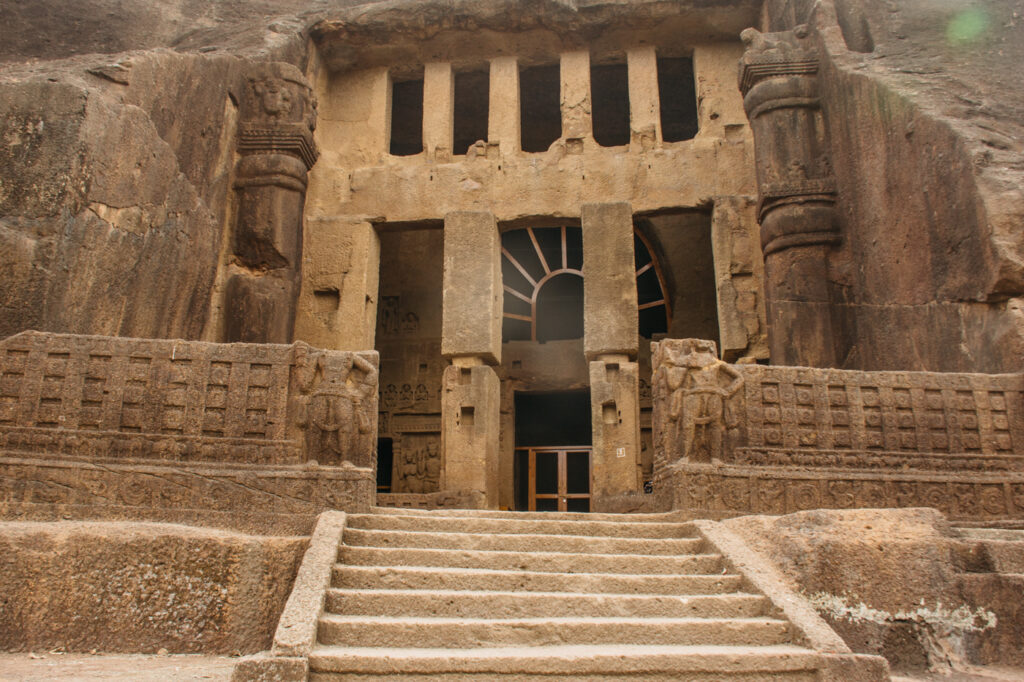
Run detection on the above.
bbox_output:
[460,405,475,427]
[606,363,620,382]
[460,368,473,385]
[519,64,562,153]
[602,402,618,425]
[390,77,424,156]
[313,288,340,313]
[590,62,630,147]
[454,69,490,155]
[657,56,698,142]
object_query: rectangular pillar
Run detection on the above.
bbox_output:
[590,356,642,507]
[582,202,638,360]
[442,211,502,364]
[488,57,520,155]
[441,360,501,509]
[295,217,380,351]
[560,50,592,142]
[440,211,503,508]
[423,62,454,161]
[626,46,661,149]
[582,202,641,505]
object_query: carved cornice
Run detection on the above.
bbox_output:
[237,122,319,170]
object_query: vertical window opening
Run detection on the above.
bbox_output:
[390,77,424,156]
[590,62,630,147]
[657,57,698,142]
[519,64,562,153]
[454,69,490,155]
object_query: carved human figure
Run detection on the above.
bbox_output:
[251,77,293,120]
[296,349,378,467]
[663,339,743,463]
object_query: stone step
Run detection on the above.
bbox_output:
[338,545,724,575]
[332,565,746,595]
[342,527,707,555]
[347,512,695,538]
[369,506,698,523]
[317,615,794,648]
[324,589,771,619]
[308,644,822,680]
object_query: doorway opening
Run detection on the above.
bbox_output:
[513,390,592,511]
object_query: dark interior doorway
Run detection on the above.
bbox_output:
[514,390,591,511]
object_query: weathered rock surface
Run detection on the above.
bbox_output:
[724,508,1024,675]
[0,521,304,654]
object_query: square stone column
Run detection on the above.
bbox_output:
[582,202,638,360]
[626,46,661,149]
[440,211,502,508]
[488,57,520,155]
[423,62,454,161]
[582,202,642,506]
[295,217,380,351]
[441,360,501,509]
[590,356,643,507]
[442,211,502,363]
[560,50,592,143]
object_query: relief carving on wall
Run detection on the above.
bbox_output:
[653,339,744,465]
[393,436,441,493]
[293,342,378,468]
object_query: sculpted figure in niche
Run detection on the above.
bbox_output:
[396,441,440,493]
[293,343,378,467]
[662,339,743,463]
[380,297,400,335]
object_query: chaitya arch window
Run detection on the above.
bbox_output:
[501,226,670,342]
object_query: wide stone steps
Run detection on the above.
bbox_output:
[347,512,694,538]
[308,645,822,681]
[310,509,825,679]
[317,615,794,648]
[343,526,707,554]
[324,588,771,619]
[332,565,747,595]
[338,545,724,574]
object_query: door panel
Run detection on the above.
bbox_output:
[519,446,591,512]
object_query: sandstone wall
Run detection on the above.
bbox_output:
[0,521,304,654]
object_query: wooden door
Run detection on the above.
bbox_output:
[521,446,591,512]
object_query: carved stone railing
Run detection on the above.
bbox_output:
[0,332,378,532]
[653,338,1024,520]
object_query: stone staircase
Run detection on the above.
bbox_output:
[299,508,884,680]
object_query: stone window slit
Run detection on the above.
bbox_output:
[656,56,698,142]
[453,68,490,155]
[590,60,630,147]
[390,75,424,156]
[519,63,561,153]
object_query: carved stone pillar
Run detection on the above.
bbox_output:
[739,26,839,367]
[440,211,502,508]
[224,63,319,344]
[582,202,642,505]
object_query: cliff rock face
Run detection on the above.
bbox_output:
[0,1,371,340]
[763,0,1024,371]
[1,0,1022,371]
